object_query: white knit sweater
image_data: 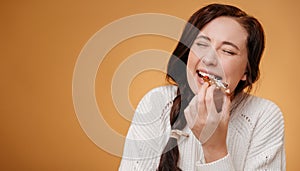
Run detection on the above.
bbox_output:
[119,85,285,171]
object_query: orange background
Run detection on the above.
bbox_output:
[1,0,299,170]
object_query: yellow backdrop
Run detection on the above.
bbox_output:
[1,0,299,170]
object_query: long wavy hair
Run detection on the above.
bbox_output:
[157,3,265,171]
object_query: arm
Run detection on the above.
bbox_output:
[119,86,175,171]
[196,99,285,171]
[185,83,236,170]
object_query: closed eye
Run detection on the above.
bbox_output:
[222,49,236,55]
[196,42,209,47]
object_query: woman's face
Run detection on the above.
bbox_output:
[187,16,248,94]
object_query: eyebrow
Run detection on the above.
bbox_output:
[196,35,211,41]
[196,35,240,51]
[222,41,240,51]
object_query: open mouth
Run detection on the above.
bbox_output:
[197,70,222,81]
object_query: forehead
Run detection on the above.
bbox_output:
[198,16,248,46]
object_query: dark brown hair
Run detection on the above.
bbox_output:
[157,3,265,171]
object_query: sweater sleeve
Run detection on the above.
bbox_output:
[196,98,285,171]
[243,100,286,170]
[196,153,236,171]
[119,86,176,171]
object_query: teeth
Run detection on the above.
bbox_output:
[198,71,206,75]
[198,71,209,77]
[198,71,220,80]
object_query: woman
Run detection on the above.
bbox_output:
[119,3,285,171]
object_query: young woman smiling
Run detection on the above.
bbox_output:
[119,3,285,171]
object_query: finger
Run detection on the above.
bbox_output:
[205,84,218,115]
[184,106,193,128]
[200,85,221,143]
[184,95,198,128]
[186,94,198,118]
[197,82,209,115]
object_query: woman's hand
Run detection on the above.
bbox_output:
[184,82,231,162]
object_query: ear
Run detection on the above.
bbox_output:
[241,72,247,81]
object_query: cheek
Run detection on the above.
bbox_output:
[222,58,247,90]
[186,51,199,93]
[187,51,197,70]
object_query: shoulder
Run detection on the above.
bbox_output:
[137,85,177,104]
[238,95,285,133]
[135,85,177,113]
[146,84,177,97]
[243,95,283,118]
[231,95,284,131]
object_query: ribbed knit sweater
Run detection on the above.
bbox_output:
[119,85,285,171]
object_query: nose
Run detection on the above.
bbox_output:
[202,48,218,66]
